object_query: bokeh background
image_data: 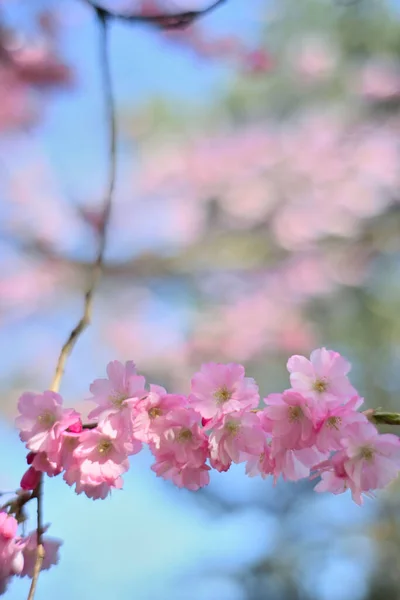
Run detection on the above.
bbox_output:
[2,0,400,598]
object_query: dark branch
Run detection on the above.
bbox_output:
[82,0,226,30]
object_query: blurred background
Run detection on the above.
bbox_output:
[1,0,400,598]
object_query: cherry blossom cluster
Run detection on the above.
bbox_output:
[3,347,399,590]
[14,348,400,506]
[0,512,60,595]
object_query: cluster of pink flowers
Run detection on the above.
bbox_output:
[0,512,60,595]
[14,349,400,506]
[5,347,400,587]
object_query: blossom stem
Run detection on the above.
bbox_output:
[367,410,400,426]
[26,477,44,600]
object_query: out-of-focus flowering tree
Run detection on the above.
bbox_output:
[3,0,400,598]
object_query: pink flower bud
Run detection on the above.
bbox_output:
[20,467,41,491]
[67,419,83,433]
[26,452,36,465]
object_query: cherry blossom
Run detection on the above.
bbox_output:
[287,348,358,407]
[0,514,25,594]
[151,455,211,490]
[19,529,62,577]
[189,362,259,421]
[208,410,265,472]
[16,391,81,455]
[87,360,146,449]
[262,390,316,450]
[8,349,400,584]
[132,385,186,443]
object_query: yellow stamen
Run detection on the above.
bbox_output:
[214,387,232,405]
[360,445,375,462]
[288,406,303,422]
[326,416,342,430]
[225,421,240,436]
[177,428,193,443]
[109,393,128,408]
[98,439,113,456]
[37,411,56,427]
[313,379,328,393]
[148,407,163,419]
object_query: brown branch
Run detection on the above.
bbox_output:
[26,478,44,600]
[82,0,226,30]
[25,8,117,600]
[82,422,98,430]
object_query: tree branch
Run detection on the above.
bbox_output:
[82,0,226,30]
[49,9,116,394]
[26,8,117,599]
[26,478,44,600]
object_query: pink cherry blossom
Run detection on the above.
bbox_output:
[151,406,209,467]
[263,390,316,449]
[16,391,80,455]
[65,421,132,500]
[208,411,265,472]
[132,385,186,443]
[189,362,259,421]
[313,450,361,502]
[87,361,146,446]
[342,423,400,494]
[18,529,62,577]
[31,451,62,477]
[272,444,325,482]
[151,455,210,490]
[63,463,124,500]
[314,423,400,504]
[0,513,25,593]
[87,360,139,417]
[287,348,357,407]
[245,443,275,479]
[315,395,368,452]
[33,428,83,479]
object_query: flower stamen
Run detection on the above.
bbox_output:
[214,387,232,405]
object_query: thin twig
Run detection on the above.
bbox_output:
[26,9,117,599]
[27,478,44,600]
[82,0,226,30]
[50,8,116,394]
